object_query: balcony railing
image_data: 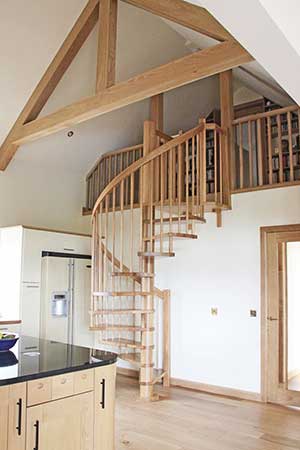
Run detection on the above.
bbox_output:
[232,105,300,192]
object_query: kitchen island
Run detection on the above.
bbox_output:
[0,335,117,450]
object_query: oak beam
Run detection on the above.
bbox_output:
[96,0,118,92]
[15,41,253,145]
[150,94,164,131]
[0,0,100,170]
[122,0,232,42]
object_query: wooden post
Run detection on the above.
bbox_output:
[96,0,118,92]
[150,94,164,131]
[150,94,164,201]
[219,70,233,206]
[163,290,170,388]
[140,120,156,400]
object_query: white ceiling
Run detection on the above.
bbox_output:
[186,0,300,105]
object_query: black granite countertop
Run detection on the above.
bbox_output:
[0,335,117,386]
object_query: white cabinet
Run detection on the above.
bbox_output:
[0,226,91,335]
[20,284,41,338]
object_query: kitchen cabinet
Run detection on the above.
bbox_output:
[0,386,9,450]
[26,392,93,450]
[0,383,26,450]
[0,363,116,450]
[7,383,26,450]
[94,364,117,450]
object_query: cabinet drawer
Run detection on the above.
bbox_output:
[74,369,94,394]
[27,378,52,406]
[52,373,74,400]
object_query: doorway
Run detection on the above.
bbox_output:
[261,224,300,405]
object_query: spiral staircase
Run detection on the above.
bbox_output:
[90,117,231,400]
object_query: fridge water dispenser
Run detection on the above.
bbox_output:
[51,292,69,317]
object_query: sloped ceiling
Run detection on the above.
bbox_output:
[185,0,300,105]
[0,0,221,174]
[162,19,294,107]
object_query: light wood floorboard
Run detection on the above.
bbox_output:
[116,375,300,450]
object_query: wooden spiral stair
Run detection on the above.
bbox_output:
[90,118,231,400]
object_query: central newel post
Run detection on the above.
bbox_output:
[139,119,157,400]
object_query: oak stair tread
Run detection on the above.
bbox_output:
[92,309,155,315]
[144,214,206,224]
[93,291,155,297]
[143,232,197,241]
[111,271,154,278]
[100,338,150,350]
[119,353,141,365]
[90,324,154,331]
[138,252,175,257]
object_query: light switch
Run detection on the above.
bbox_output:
[250,310,257,317]
[211,308,218,316]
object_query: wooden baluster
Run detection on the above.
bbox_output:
[199,118,207,207]
[191,136,195,217]
[112,187,116,291]
[86,176,90,210]
[97,164,101,200]
[277,114,284,183]
[185,140,189,233]
[257,118,264,186]
[120,179,124,271]
[160,154,164,252]
[125,151,129,206]
[267,117,273,185]
[130,173,134,272]
[214,128,217,203]
[248,121,253,188]
[91,212,97,327]
[104,195,109,291]
[168,149,173,247]
[178,142,183,233]
[218,130,223,204]
[287,112,294,182]
[149,160,154,252]
[98,202,103,292]
[196,133,200,215]
[239,123,244,189]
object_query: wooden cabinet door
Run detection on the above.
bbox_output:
[0,386,9,450]
[94,364,116,450]
[8,383,26,450]
[26,392,93,450]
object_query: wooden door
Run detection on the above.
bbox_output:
[0,386,9,450]
[8,383,26,450]
[26,392,93,450]
[263,226,300,405]
[94,363,116,450]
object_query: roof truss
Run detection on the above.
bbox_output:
[0,0,253,170]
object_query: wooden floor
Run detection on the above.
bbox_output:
[116,375,300,450]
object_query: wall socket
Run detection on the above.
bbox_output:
[211,308,218,316]
[250,310,257,317]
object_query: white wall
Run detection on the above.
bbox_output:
[155,186,300,393]
[287,242,300,378]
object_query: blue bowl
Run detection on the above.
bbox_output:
[0,335,19,352]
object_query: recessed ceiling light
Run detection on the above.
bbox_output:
[67,131,74,137]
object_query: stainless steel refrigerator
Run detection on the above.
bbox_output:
[40,252,94,348]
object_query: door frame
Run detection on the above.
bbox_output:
[261,223,300,403]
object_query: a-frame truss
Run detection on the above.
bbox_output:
[0,0,253,170]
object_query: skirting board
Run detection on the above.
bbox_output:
[171,378,262,402]
[117,368,262,402]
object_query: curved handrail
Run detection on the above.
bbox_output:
[92,123,205,216]
[86,143,143,180]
